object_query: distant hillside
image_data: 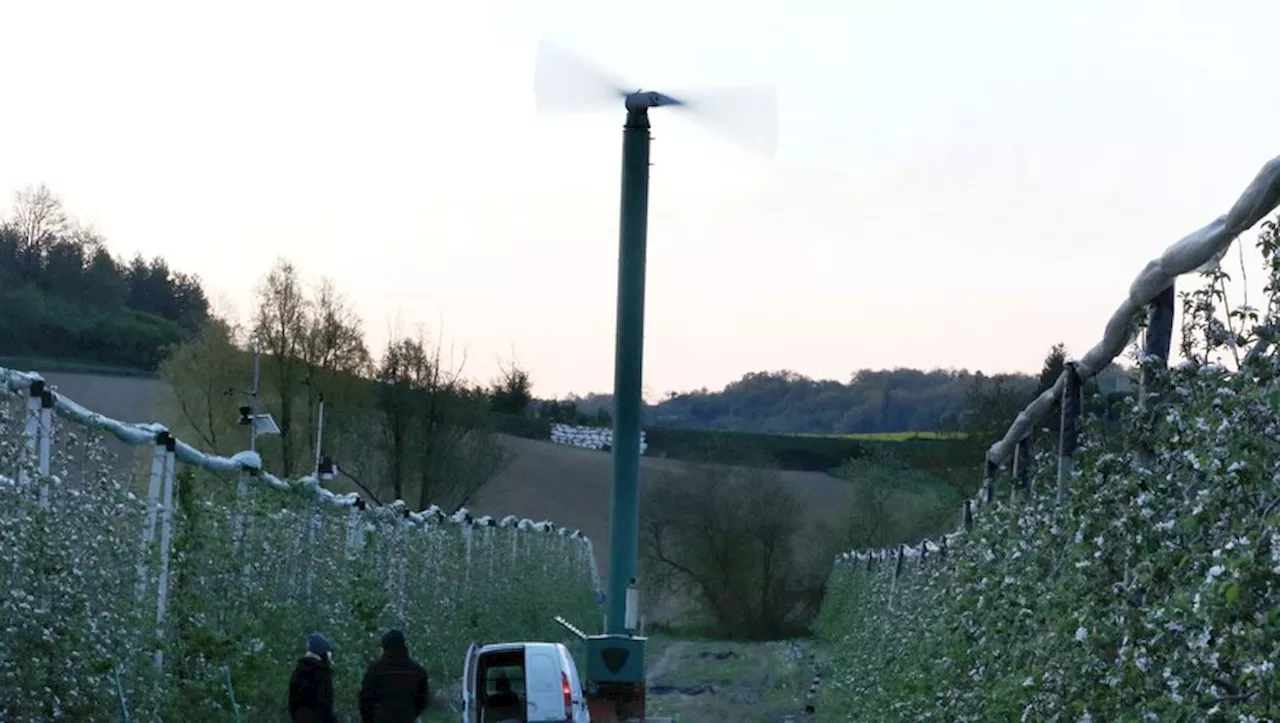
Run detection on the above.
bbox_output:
[560,363,1132,436]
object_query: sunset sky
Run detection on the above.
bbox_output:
[2,0,1277,398]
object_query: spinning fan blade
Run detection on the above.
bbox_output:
[670,84,779,157]
[534,40,631,114]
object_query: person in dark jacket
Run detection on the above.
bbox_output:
[358,629,430,723]
[289,633,338,723]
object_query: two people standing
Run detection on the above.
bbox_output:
[288,629,431,723]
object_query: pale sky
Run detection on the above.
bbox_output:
[2,0,1278,398]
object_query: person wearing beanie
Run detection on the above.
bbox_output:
[288,632,338,723]
[358,628,430,723]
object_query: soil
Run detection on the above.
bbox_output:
[641,636,816,722]
[471,434,857,594]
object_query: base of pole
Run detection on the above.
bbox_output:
[586,681,647,722]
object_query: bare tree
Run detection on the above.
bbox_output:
[375,329,509,511]
[253,258,312,476]
[8,184,69,280]
[301,278,371,467]
[377,335,429,501]
[11,184,68,248]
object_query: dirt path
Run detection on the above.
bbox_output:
[642,636,814,722]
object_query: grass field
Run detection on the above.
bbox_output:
[817,430,968,441]
[0,355,161,379]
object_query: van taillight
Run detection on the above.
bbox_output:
[562,671,572,710]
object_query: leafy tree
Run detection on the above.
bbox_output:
[1036,342,1068,436]
[160,318,251,452]
[80,245,128,309]
[0,184,210,370]
[489,358,533,415]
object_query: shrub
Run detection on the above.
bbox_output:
[641,461,835,639]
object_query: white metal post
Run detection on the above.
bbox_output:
[250,333,261,454]
[303,394,326,600]
[395,519,408,624]
[463,524,473,592]
[18,381,40,486]
[153,437,177,670]
[344,503,363,557]
[233,335,261,553]
[313,394,324,478]
[137,435,169,600]
[304,498,320,601]
[37,389,53,508]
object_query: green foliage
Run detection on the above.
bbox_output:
[831,452,964,552]
[0,187,209,371]
[643,426,974,474]
[644,426,864,471]
[0,393,597,721]
[641,461,834,640]
[489,413,553,440]
[534,398,612,427]
[814,225,1280,721]
[641,366,1128,435]
[488,359,533,415]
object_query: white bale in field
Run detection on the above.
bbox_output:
[546,423,646,455]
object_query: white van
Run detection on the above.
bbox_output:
[462,641,590,723]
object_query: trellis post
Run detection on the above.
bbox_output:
[137,431,172,600]
[18,379,42,486]
[1056,363,1082,504]
[888,543,905,610]
[1012,435,1032,499]
[153,432,178,670]
[37,386,54,508]
[345,499,365,557]
[1140,283,1176,405]
[982,458,998,504]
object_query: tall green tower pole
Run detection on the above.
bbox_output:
[584,97,662,722]
[607,105,651,636]
[532,44,774,722]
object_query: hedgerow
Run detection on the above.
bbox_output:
[815,224,1280,721]
[0,395,598,721]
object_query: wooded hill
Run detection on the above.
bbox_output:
[559,363,1131,436]
[0,184,209,369]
